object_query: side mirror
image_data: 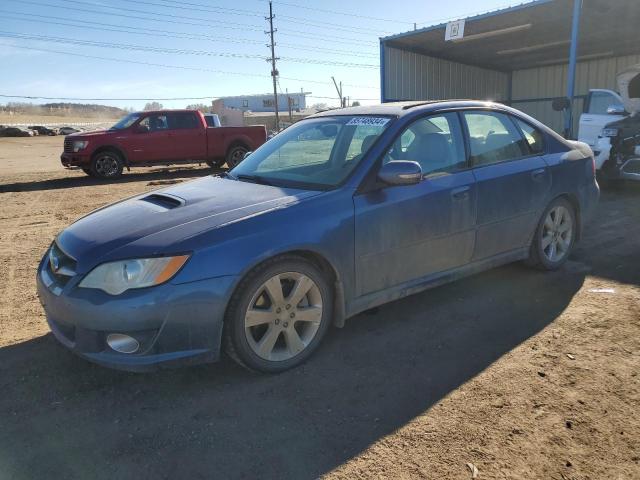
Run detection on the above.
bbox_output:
[606,104,626,115]
[135,124,150,133]
[378,161,422,186]
[552,97,570,111]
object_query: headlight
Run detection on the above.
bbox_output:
[72,140,89,152]
[79,255,190,295]
[602,128,619,138]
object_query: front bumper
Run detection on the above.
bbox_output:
[61,152,91,168]
[36,254,237,371]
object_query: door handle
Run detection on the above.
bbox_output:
[451,186,470,200]
[531,168,546,180]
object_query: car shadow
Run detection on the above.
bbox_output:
[0,262,587,480]
[0,166,225,193]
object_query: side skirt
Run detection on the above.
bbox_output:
[345,248,529,320]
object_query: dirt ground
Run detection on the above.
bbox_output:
[0,136,638,480]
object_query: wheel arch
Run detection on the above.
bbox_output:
[91,145,129,167]
[555,192,582,241]
[225,138,251,156]
[225,248,347,330]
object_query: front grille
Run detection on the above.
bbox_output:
[48,242,77,287]
[63,137,73,153]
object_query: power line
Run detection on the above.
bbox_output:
[0,32,379,68]
[0,42,380,90]
[122,0,393,36]
[254,0,414,26]
[0,94,215,101]
[1,11,378,58]
[10,0,378,46]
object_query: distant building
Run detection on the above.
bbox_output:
[217,93,310,113]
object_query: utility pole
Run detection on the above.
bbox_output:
[332,76,344,108]
[266,1,280,130]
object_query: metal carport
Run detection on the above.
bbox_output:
[380,0,640,137]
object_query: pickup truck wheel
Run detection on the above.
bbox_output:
[225,145,248,169]
[91,151,123,179]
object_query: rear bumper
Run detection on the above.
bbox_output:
[579,179,600,227]
[61,152,91,168]
[36,253,237,372]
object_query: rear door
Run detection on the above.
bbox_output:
[354,112,476,296]
[462,110,550,260]
[166,112,206,161]
[578,90,625,146]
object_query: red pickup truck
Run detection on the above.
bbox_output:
[61,110,267,179]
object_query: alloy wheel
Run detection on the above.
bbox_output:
[244,272,323,362]
[541,205,573,262]
[95,154,119,177]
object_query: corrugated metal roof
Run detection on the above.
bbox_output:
[381,0,640,72]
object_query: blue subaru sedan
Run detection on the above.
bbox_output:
[37,101,599,372]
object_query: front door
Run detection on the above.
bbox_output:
[462,110,551,260]
[354,112,476,297]
[126,114,174,163]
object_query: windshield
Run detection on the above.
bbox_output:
[110,113,142,130]
[229,115,393,189]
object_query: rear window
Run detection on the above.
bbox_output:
[168,113,199,129]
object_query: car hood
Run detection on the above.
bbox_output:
[57,176,321,269]
[68,130,110,138]
[617,63,640,115]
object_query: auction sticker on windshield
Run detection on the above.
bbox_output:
[346,117,390,127]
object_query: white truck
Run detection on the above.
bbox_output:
[577,64,640,181]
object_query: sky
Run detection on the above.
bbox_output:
[1,0,513,110]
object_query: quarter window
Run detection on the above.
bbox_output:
[463,111,529,166]
[515,118,544,154]
[385,113,466,175]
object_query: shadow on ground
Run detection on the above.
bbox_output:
[0,263,586,480]
[0,165,222,193]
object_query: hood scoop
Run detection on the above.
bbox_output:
[140,193,185,211]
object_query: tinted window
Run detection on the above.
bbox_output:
[515,118,544,154]
[587,91,623,115]
[385,113,466,175]
[168,112,199,130]
[139,114,168,131]
[463,111,529,166]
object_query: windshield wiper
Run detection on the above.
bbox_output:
[235,174,273,186]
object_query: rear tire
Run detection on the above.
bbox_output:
[526,198,576,270]
[225,144,249,169]
[91,150,124,179]
[224,255,333,373]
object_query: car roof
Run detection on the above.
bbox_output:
[310,100,503,118]
[133,109,200,115]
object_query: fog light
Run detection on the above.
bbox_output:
[106,333,139,354]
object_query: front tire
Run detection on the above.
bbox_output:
[91,150,124,179]
[527,198,576,270]
[224,256,333,373]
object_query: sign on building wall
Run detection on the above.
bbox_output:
[445,20,465,41]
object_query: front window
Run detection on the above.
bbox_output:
[110,113,142,130]
[229,115,393,189]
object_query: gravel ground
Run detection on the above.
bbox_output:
[0,136,638,480]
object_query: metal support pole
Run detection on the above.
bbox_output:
[564,0,582,139]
